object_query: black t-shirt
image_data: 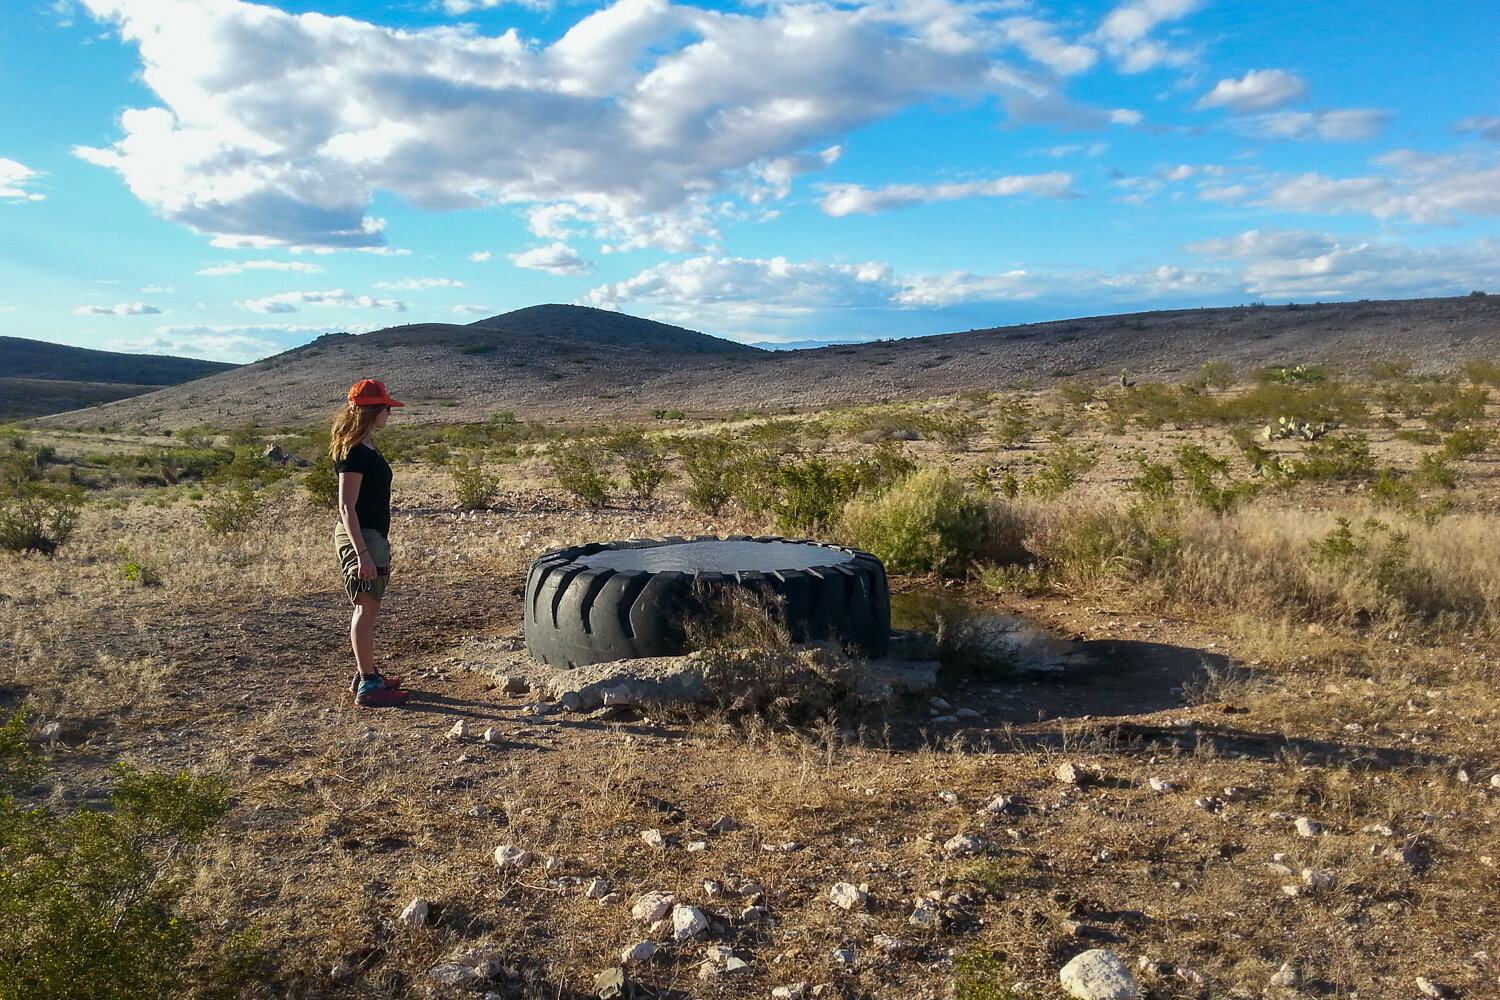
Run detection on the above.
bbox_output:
[335,442,392,538]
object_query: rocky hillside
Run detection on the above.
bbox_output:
[30,296,1500,430]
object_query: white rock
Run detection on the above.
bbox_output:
[829,882,868,910]
[398,897,430,929]
[724,957,750,972]
[708,814,737,833]
[673,905,709,941]
[980,795,1014,814]
[428,963,478,984]
[1294,817,1324,837]
[493,845,533,869]
[1269,963,1301,988]
[556,691,582,712]
[620,940,656,964]
[641,829,666,848]
[832,948,856,965]
[956,707,983,720]
[600,685,640,707]
[771,983,808,1000]
[1491,774,1500,789]
[931,714,960,724]
[543,855,567,871]
[937,790,959,804]
[1148,777,1181,792]
[1055,762,1096,785]
[737,881,764,898]
[584,877,610,899]
[482,727,502,743]
[1416,977,1454,998]
[703,879,723,897]
[1302,868,1335,889]
[447,944,505,978]
[686,840,709,852]
[1059,949,1139,1000]
[447,720,470,740]
[631,891,675,923]
[872,934,905,954]
[944,833,985,856]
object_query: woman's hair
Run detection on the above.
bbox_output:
[329,404,385,459]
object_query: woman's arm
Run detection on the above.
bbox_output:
[337,471,376,579]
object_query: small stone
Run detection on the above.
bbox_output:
[483,727,502,743]
[1294,817,1324,837]
[685,840,709,852]
[832,948,856,965]
[1059,948,1139,1000]
[944,832,985,856]
[1416,977,1454,998]
[247,753,281,767]
[1491,774,1500,789]
[640,829,665,848]
[980,795,1014,814]
[447,720,470,740]
[909,905,941,928]
[872,934,905,954]
[329,964,352,980]
[931,714,960,724]
[708,814,737,833]
[675,905,708,941]
[556,691,583,712]
[631,891,675,923]
[1362,823,1396,837]
[1269,963,1301,988]
[428,963,478,984]
[937,789,959,804]
[1148,777,1180,792]
[1302,868,1335,889]
[620,940,656,963]
[1194,797,1223,812]
[599,892,622,905]
[493,845,533,869]
[1176,967,1207,986]
[500,675,529,695]
[703,879,723,897]
[736,881,764,898]
[584,877,610,899]
[1055,762,1097,786]
[930,697,953,711]
[723,957,750,973]
[741,905,767,922]
[1281,884,1305,897]
[772,984,807,1000]
[955,707,982,720]
[594,966,628,999]
[398,897,430,929]
[829,882,868,910]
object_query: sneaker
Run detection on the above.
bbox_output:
[354,678,410,707]
[348,671,402,694]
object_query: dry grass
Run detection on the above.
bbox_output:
[4,371,1500,1000]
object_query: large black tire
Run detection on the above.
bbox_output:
[523,535,890,667]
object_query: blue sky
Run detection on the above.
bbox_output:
[1,0,1496,362]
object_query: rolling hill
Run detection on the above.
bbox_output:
[27,296,1500,430]
[0,336,239,420]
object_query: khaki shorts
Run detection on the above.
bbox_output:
[334,524,392,604]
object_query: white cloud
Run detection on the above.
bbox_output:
[74,301,164,315]
[73,0,1089,250]
[197,259,326,276]
[819,172,1077,216]
[1238,108,1388,142]
[1260,152,1500,224]
[510,242,594,275]
[237,289,407,313]
[372,277,468,290]
[467,251,493,262]
[1197,69,1307,113]
[0,158,45,201]
[1458,115,1500,141]
[1187,227,1499,299]
[1000,17,1096,76]
[586,255,903,316]
[1095,0,1200,73]
[108,324,320,363]
[442,0,550,14]
[451,303,491,315]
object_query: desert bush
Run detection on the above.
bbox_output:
[1213,379,1368,427]
[1176,444,1259,515]
[1461,358,1500,387]
[991,401,1033,448]
[975,561,1046,596]
[1038,504,1181,588]
[673,433,743,515]
[769,448,914,535]
[452,459,501,510]
[549,442,612,510]
[1020,441,1098,498]
[1194,360,1236,391]
[837,467,987,575]
[0,481,84,555]
[301,456,338,510]
[175,425,216,448]
[923,412,982,450]
[1256,363,1327,385]
[1439,426,1493,460]
[1410,453,1456,490]
[604,430,673,499]
[200,483,264,534]
[1425,386,1488,431]
[1295,434,1375,482]
[113,545,163,587]
[0,733,254,1000]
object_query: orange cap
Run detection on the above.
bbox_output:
[347,378,404,408]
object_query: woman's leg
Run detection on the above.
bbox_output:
[350,592,380,675]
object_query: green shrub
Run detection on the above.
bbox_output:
[1296,433,1375,481]
[604,430,673,499]
[200,483,264,534]
[302,456,338,510]
[1176,444,1259,515]
[0,730,254,1000]
[1042,505,1181,587]
[114,545,163,587]
[550,443,612,509]
[674,434,741,515]
[1020,442,1097,498]
[1461,358,1500,387]
[1411,453,1456,490]
[837,467,987,575]
[0,481,84,555]
[452,460,501,510]
[1439,426,1493,460]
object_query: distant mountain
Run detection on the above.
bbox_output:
[29,296,1500,430]
[0,336,240,420]
[0,336,237,384]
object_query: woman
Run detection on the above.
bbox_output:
[332,378,410,707]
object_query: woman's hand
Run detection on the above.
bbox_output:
[356,548,377,580]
